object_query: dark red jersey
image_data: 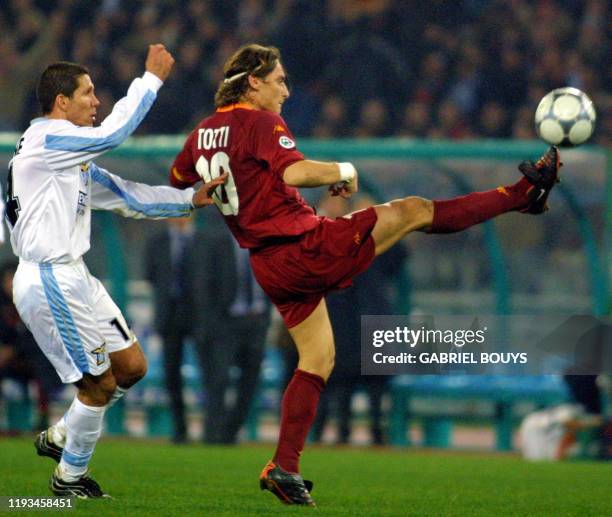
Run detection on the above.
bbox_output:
[171,104,320,248]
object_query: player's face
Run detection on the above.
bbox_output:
[254,62,289,114]
[64,74,100,127]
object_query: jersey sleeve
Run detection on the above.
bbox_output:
[90,163,194,219]
[43,72,162,171]
[170,129,201,188]
[249,113,304,177]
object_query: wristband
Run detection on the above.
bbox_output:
[338,162,356,183]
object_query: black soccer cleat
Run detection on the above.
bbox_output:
[35,430,63,463]
[518,145,562,214]
[50,469,111,499]
[259,461,316,506]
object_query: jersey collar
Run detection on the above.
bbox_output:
[216,103,254,113]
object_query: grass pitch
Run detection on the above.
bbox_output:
[0,436,610,516]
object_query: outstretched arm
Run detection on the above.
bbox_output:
[283,160,358,198]
[90,164,226,219]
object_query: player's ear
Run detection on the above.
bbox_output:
[247,74,261,91]
[54,93,70,113]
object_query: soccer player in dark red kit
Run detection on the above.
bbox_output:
[170,44,561,507]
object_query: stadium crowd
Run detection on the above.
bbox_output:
[0,0,609,145]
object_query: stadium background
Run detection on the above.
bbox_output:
[0,1,610,513]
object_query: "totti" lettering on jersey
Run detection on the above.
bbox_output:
[197,126,229,150]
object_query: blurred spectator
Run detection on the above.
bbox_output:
[190,213,271,444]
[321,31,410,124]
[146,212,270,444]
[481,46,528,110]
[236,0,268,41]
[0,0,609,142]
[512,105,537,140]
[143,38,213,133]
[594,95,611,147]
[447,45,483,117]
[352,99,391,138]
[0,260,62,431]
[428,99,474,140]
[0,6,66,129]
[145,216,205,443]
[395,101,432,138]
[411,50,451,106]
[477,101,511,138]
[312,96,350,138]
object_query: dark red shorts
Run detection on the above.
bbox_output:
[250,207,377,328]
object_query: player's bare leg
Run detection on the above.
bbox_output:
[370,197,433,255]
[369,146,561,257]
[105,341,148,408]
[75,368,118,407]
[109,341,148,388]
[288,300,335,381]
[260,299,332,506]
[89,342,148,426]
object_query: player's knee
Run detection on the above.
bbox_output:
[299,348,335,379]
[118,357,148,388]
[79,372,117,406]
[397,197,433,229]
[113,343,148,388]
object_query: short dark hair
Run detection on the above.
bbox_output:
[214,44,281,108]
[37,61,89,115]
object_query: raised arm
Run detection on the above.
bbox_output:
[44,45,174,170]
[283,160,358,198]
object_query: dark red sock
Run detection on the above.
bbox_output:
[273,369,325,473]
[429,177,533,233]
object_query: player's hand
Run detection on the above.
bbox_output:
[192,173,228,208]
[145,44,175,82]
[329,173,358,199]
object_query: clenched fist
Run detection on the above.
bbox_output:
[145,44,175,82]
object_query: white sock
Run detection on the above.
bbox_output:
[51,387,126,450]
[50,417,67,447]
[52,387,127,447]
[106,386,128,410]
[58,397,106,481]
[49,397,77,447]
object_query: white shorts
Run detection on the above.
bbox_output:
[13,259,136,384]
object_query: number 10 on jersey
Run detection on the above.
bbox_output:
[195,152,239,215]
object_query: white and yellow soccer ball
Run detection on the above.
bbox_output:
[535,87,596,147]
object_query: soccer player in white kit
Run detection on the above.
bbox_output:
[5,44,225,498]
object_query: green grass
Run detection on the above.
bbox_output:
[0,436,610,516]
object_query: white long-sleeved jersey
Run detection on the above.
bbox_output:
[6,72,195,263]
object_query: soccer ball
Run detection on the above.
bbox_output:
[535,87,596,147]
